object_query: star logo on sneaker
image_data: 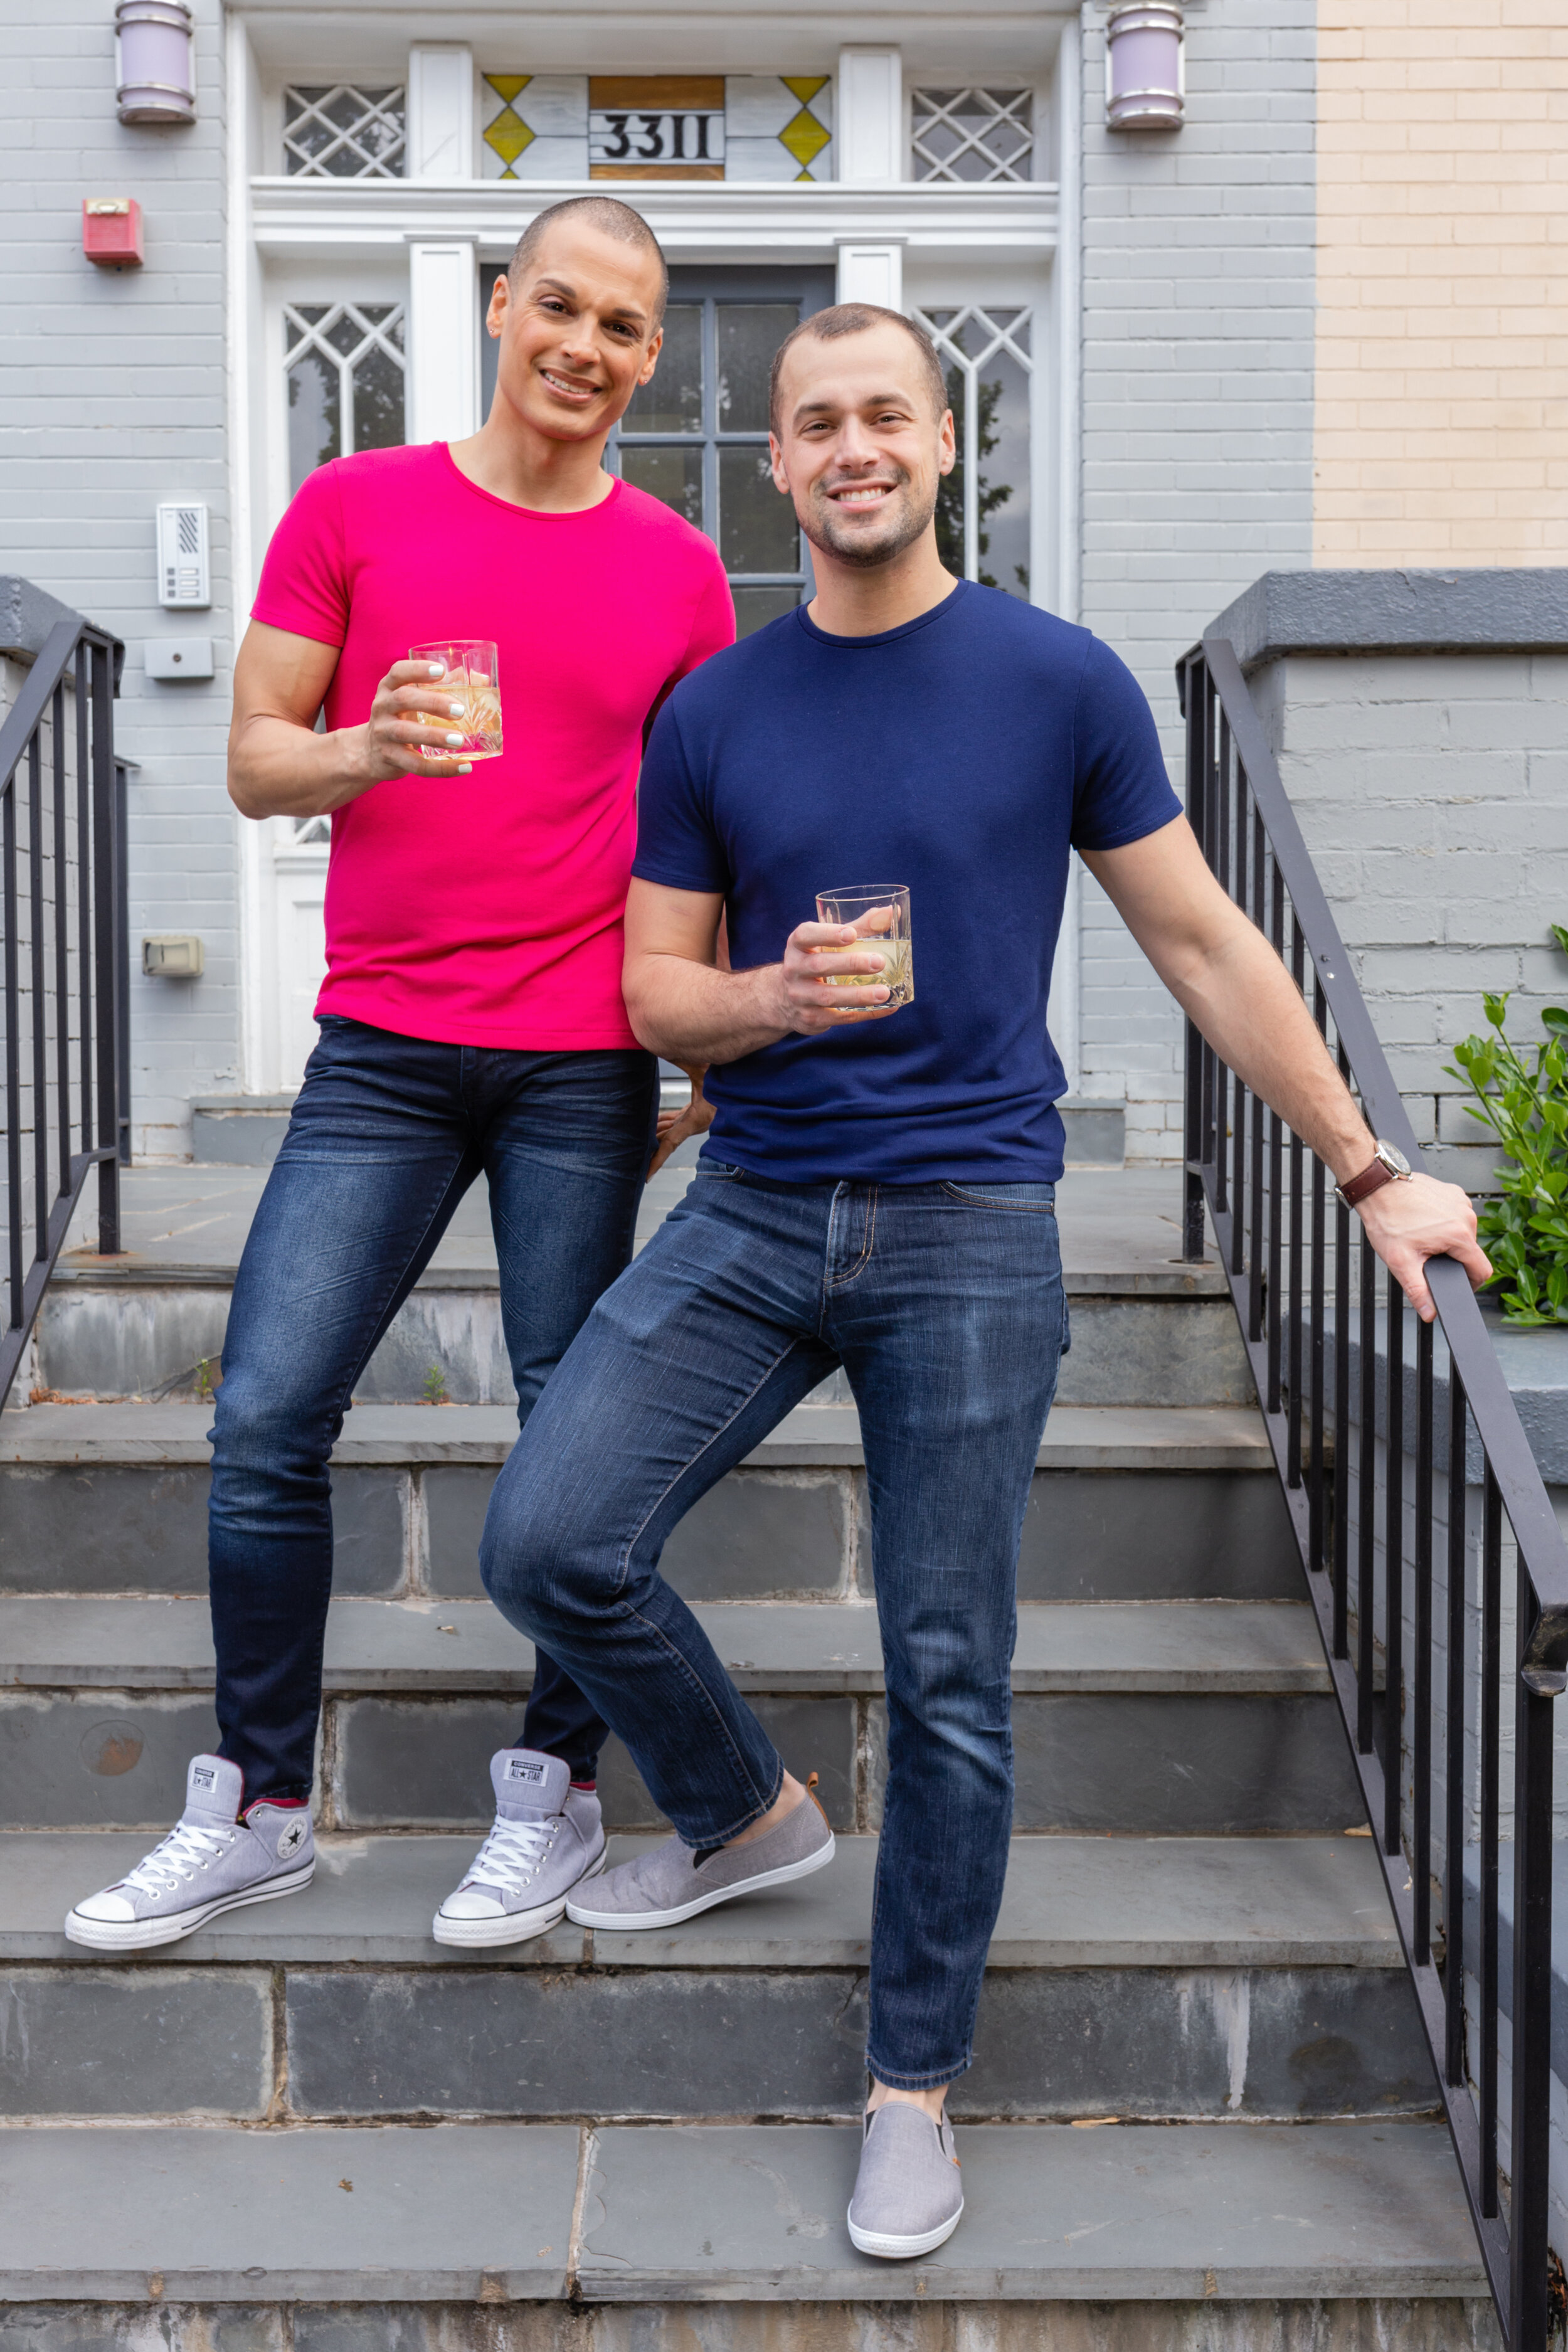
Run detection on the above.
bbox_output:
[506,1759,546,1783]
[275,1818,308,1859]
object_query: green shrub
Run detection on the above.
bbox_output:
[1447,927,1568,1326]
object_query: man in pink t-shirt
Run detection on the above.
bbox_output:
[65,198,734,1959]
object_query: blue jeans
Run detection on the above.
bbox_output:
[480,1161,1067,2087]
[208,1015,657,1803]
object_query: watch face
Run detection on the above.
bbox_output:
[1377,1142,1412,1178]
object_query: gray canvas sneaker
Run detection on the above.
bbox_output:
[64,1754,314,1951]
[566,1785,834,1929]
[433,1749,606,1947]
[847,2099,965,2259]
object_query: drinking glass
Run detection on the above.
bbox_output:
[408,639,503,763]
[814,884,914,1008]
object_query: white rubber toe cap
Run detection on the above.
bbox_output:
[68,1888,139,1924]
[436,1884,508,1922]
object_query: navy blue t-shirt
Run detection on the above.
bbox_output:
[632,580,1181,1184]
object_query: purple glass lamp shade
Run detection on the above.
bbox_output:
[1106,2,1185,130]
[115,0,196,125]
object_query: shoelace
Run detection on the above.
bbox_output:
[122,1816,237,1895]
[462,1813,556,1897]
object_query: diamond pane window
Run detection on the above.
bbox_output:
[910,88,1034,183]
[915,306,1033,598]
[283,86,406,178]
[285,302,406,494]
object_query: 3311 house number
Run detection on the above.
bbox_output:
[589,109,726,166]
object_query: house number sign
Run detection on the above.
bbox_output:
[588,77,726,177]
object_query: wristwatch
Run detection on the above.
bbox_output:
[1335,1140,1412,1212]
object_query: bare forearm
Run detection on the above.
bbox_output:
[627,955,790,1066]
[1171,919,1372,1183]
[227,715,377,822]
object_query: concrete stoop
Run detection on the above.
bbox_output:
[0,1162,1493,2343]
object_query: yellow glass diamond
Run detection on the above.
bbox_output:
[781,76,829,106]
[484,75,531,103]
[484,107,535,169]
[779,108,830,171]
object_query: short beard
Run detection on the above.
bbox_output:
[798,472,936,571]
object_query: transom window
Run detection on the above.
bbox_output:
[610,268,833,637]
[284,302,406,495]
[910,88,1034,183]
[283,85,407,178]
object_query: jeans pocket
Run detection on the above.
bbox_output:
[696,1156,748,1182]
[939,1180,1057,1213]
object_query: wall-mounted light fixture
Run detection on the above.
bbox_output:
[1106,3,1185,130]
[115,0,195,125]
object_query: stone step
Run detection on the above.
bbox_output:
[0,1832,1431,2125]
[0,1399,1296,1606]
[0,2121,1488,2308]
[1,1594,1365,1836]
[38,1157,1254,1409]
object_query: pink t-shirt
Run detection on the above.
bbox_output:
[252,441,734,1049]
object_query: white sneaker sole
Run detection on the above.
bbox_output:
[63,1860,315,1951]
[565,1830,835,1930]
[847,2200,963,2260]
[432,1841,608,1948]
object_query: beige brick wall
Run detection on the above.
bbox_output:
[1315,0,1568,564]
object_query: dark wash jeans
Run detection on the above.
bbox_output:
[480,1161,1068,2087]
[208,1015,656,1804]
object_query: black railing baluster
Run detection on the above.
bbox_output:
[1178,635,1568,2342]
[1384,1273,1404,1853]
[0,605,125,1411]
[1357,1227,1377,1753]
[1444,1371,1468,2090]
[1181,657,1206,1263]
[1509,1557,1555,2352]
[51,683,70,1185]
[1478,1466,1502,2218]
[3,765,20,1333]
[1412,1313,1434,1963]
[28,734,48,1263]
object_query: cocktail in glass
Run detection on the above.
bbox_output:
[408,639,503,763]
[814,884,914,1008]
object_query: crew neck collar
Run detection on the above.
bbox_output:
[795,578,970,650]
[437,441,623,522]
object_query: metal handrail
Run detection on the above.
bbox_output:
[1178,634,1564,2349]
[1,606,126,1411]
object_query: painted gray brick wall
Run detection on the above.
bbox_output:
[1246,648,1568,1189]
[1076,0,1316,1162]
[1,1,237,1159]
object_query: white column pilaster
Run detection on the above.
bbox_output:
[407,46,474,179]
[836,47,903,181]
[406,238,480,443]
[834,238,906,310]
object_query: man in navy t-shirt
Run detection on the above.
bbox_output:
[479,304,1487,2259]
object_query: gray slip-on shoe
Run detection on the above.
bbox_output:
[65,1755,314,1952]
[566,1786,834,1929]
[847,2099,965,2259]
[433,1748,606,1947]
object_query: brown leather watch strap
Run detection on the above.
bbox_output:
[1338,1155,1399,1210]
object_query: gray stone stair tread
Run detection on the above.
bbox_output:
[576,2121,1484,2300]
[0,1595,1327,1693]
[61,1160,1227,1298]
[0,2121,579,2299]
[0,1397,1272,1470]
[0,1831,1398,1968]
[0,2121,1481,2302]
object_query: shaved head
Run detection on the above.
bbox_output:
[508,197,669,326]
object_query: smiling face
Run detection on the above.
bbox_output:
[769,322,956,570]
[485,220,665,447]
